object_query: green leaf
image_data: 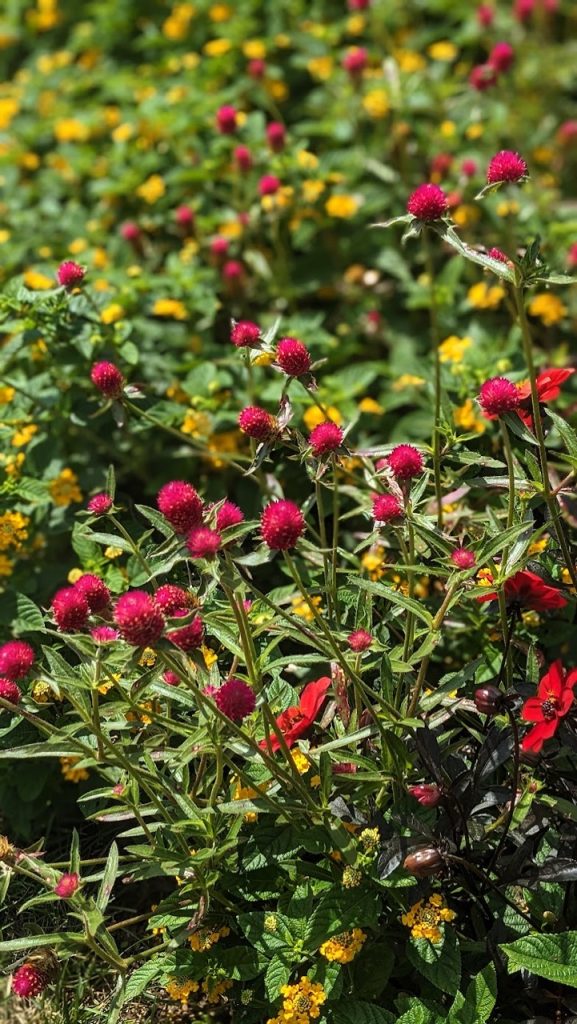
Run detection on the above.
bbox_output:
[548,409,577,461]
[97,842,119,911]
[501,931,577,987]
[406,928,461,995]
[330,1001,395,1024]
[0,932,84,951]
[396,1002,437,1024]
[433,224,515,282]
[134,504,174,538]
[305,891,380,950]
[14,593,44,633]
[120,959,168,1006]
[354,577,433,626]
[264,955,293,1002]
[238,912,295,956]
[450,964,496,1024]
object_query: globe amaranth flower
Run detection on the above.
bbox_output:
[222,259,244,282]
[91,626,119,644]
[52,587,90,631]
[451,547,476,569]
[261,499,305,550]
[276,337,312,377]
[406,183,448,221]
[215,500,244,531]
[266,121,286,151]
[215,104,237,134]
[461,158,478,177]
[0,678,22,704]
[408,783,443,807]
[387,444,424,480]
[163,670,181,686]
[238,406,277,441]
[260,677,331,750]
[167,615,204,651]
[469,63,498,91]
[372,493,404,523]
[74,573,111,613]
[521,660,577,752]
[234,144,253,171]
[154,584,192,615]
[0,640,35,680]
[114,591,165,646]
[477,3,495,26]
[157,480,203,533]
[348,629,373,652]
[487,247,509,263]
[55,872,79,898]
[120,221,140,242]
[87,492,112,516]
[211,236,229,258]
[259,174,281,197]
[186,527,221,559]
[214,677,256,722]
[342,46,368,77]
[12,963,48,998]
[478,376,521,417]
[487,150,528,184]
[90,361,125,399]
[489,42,515,72]
[309,421,343,456]
[175,204,194,227]
[248,57,266,78]
[231,320,260,347]
[478,569,567,611]
[57,260,86,289]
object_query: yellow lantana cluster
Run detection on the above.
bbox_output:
[0,511,29,551]
[188,924,230,952]
[319,928,366,963]
[528,292,567,326]
[267,977,327,1024]
[49,468,82,507]
[401,893,456,943]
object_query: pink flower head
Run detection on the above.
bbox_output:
[74,574,111,614]
[154,584,191,616]
[266,122,286,152]
[234,144,253,171]
[487,150,527,184]
[55,872,79,898]
[11,964,47,998]
[348,0,371,8]
[276,337,312,377]
[163,670,181,686]
[461,158,478,177]
[238,406,277,440]
[0,678,22,704]
[558,121,577,145]
[222,259,244,282]
[488,247,509,263]
[342,46,368,77]
[231,320,260,347]
[406,183,448,222]
[175,204,195,227]
[120,221,140,242]
[469,63,498,91]
[479,376,521,416]
[214,677,256,722]
[309,421,343,457]
[216,500,245,531]
[408,783,443,808]
[90,626,119,644]
[52,587,90,632]
[186,527,222,559]
[348,629,373,652]
[211,236,229,259]
[568,243,577,269]
[57,260,86,289]
[0,640,35,680]
[431,153,453,179]
[91,361,125,399]
[387,445,424,480]
[157,480,203,533]
[372,493,404,524]
[451,547,476,569]
[477,4,495,26]
[259,174,281,197]
[167,615,204,651]
[87,492,112,516]
[261,499,305,550]
[216,104,237,134]
[489,42,515,73]
[114,591,165,646]
[248,58,266,79]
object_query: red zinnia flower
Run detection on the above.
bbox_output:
[157,480,203,533]
[91,361,125,399]
[478,569,567,611]
[259,676,331,751]
[0,640,35,680]
[309,421,343,457]
[408,783,443,808]
[55,872,80,898]
[12,964,48,998]
[231,320,260,347]
[516,367,575,429]
[57,260,86,289]
[276,338,312,377]
[387,444,424,480]
[114,591,165,646]
[521,660,577,752]
[261,500,305,550]
[406,183,448,221]
[87,492,112,516]
[214,677,256,722]
[487,150,527,184]
[0,678,22,704]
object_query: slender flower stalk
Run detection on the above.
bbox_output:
[423,230,444,529]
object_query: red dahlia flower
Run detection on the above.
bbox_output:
[521,660,577,752]
[478,569,567,611]
[516,367,575,429]
[259,676,331,751]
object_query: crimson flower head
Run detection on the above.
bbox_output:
[408,783,443,808]
[74,574,110,613]
[187,527,221,559]
[430,153,453,180]
[489,42,515,72]
[215,677,256,723]
[276,337,312,377]
[120,221,140,242]
[387,444,424,480]
[211,236,229,258]
[222,259,244,282]
[57,260,86,289]
[163,670,181,686]
[114,591,165,646]
[259,174,281,197]
[406,183,448,222]
[342,47,368,76]
[231,320,260,347]
[348,0,371,8]
[0,640,35,680]
[216,104,237,134]
[167,615,204,651]
[91,361,125,399]
[248,58,266,79]
[478,569,567,611]
[309,421,343,457]
[567,243,577,269]
[154,584,191,616]
[12,963,48,998]
[91,626,119,644]
[0,678,21,704]
[55,872,79,898]
[260,677,331,751]
[559,121,577,145]
[479,377,520,417]
[451,548,476,570]
[348,630,373,652]
[521,660,577,753]
[175,204,194,228]
[469,63,498,91]
[477,3,495,26]
[87,492,112,516]
[487,247,509,263]
[234,144,253,171]
[372,493,404,524]
[238,406,277,441]
[266,121,286,151]
[487,150,528,184]
[461,158,478,177]
[261,500,305,550]
[52,587,90,632]
[216,500,245,531]
[157,480,203,533]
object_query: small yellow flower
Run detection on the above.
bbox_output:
[101,303,124,324]
[203,37,232,57]
[302,179,325,203]
[0,555,14,576]
[297,149,319,170]
[395,49,426,73]
[165,978,199,1007]
[496,199,519,217]
[67,567,84,584]
[303,405,342,430]
[453,204,480,228]
[266,977,326,1024]
[49,468,82,507]
[291,595,322,621]
[453,398,486,434]
[325,194,360,219]
[402,894,456,943]
[181,409,212,438]
[243,39,266,59]
[138,647,156,667]
[104,545,123,559]
[467,281,504,310]
[11,423,38,448]
[362,546,386,581]
[362,89,390,119]
[0,511,29,552]
[428,41,458,61]
[201,645,218,669]
[23,269,53,290]
[60,756,89,783]
[320,929,366,964]
[290,750,311,774]
[466,122,484,140]
[392,374,425,391]
[188,925,230,951]
[152,298,188,320]
[358,397,384,414]
[438,334,472,364]
[54,118,89,143]
[440,120,456,138]
[528,293,567,326]
[112,123,134,143]
[307,55,334,80]
[136,174,165,205]
[31,680,54,703]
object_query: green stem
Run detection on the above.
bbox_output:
[315,478,334,621]
[124,399,250,473]
[108,514,154,579]
[423,230,444,530]
[402,512,416,668]
[331,455,340,626]
[406,583,458,718]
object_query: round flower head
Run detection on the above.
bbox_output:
[52,587,90,632]
[175,204,194,228]
[342,46,368,76]
[157,480,203,533]
[488,247,509,263]
[248,57,266,78]
[238,406,277,440]
[489,42,515,72]
[234,144,253,171]
[276,337,312,377]
[231,320,260,347]
[216,500,245,531]
[406,184,448,222]
[469,63,498,91]
[91,626,119,644]
[216,104,237,134]
[477,3,495,26]
[568,243,577,269]
[408,784,443,808]
[187,527,222,559]
[55,872,79,898]
[163,670,181,686]
[309,421,343,457]
[372,493,404,523]
[120,221,140,241]
[154,584,191,616]
[57,260,86,289]
[451,547,476,569]
[214,677,256,722]
[387,445,424,481]
[12,964,47,998]
[487,150,527,184]
[167,615,204,651]
[259,174,281,197]
[348,0,371,7]
[222,259,244,281]
[211,236,229,258]
[348,629,373,652]
[461,158,478,177]
[431,153,453,179]
[266,121,286,152]
[261,499,305,550]
[91,361,125,399]
[479,377,521,416]
[87,492,112,516]
[114,591,165,647]
[0,640,35,680]
[0,678,22,704]
[74,574,111,613]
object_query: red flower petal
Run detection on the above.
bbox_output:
[521,717,559,753]
[521,696,546,723]
[298,676,332,719]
